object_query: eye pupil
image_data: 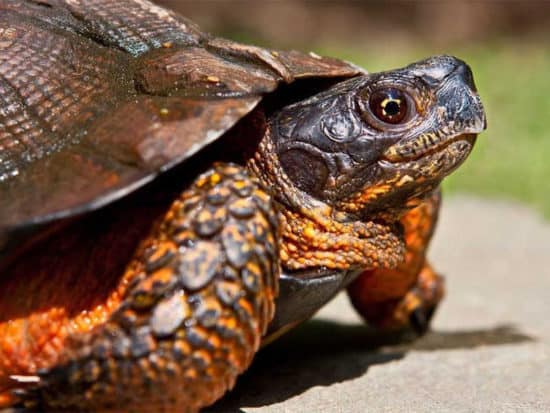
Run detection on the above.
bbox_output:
[384,100,401,116]
[368,88,410,124]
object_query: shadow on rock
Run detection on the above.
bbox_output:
[400,324,534,352]
[207,320,534,412]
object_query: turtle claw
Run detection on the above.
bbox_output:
[9,376,40,385]
[348,259,445,335]
[409,304,437,336]
[9,377,42,410]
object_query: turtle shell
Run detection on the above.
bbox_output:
[0,0,361,260]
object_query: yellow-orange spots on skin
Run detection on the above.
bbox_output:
[132,292,155,309]
[184,368,197,380]
[196,176,208,188]
[206,75,220,83]
[253,188,270,203]
[339,172,410,213]
[232,180,248,190]
[396,175,414,187]
[303,224,315,240]
[136,267,174,293]
[286,243,297,252]
[152,355,168,372]
[209,173,221,185]
[165,202,181,221]
[213,208,226,221]
[279,249,289,262]
[219,316,238,331]
[358,183,392,200]
[174,340,192,357]
[190,327,210,344]
[198,295,222,318]
[162,41,173,48]
[237,298,255,318]
[193,349,212,366]
[219,164,242,175]
[245,261,262,278]
[148,242,176,264]
[207,334,221,349]
[159,108,169,116]
[196,208,213,222]
[138,358,157,382]
[279,207,403,270]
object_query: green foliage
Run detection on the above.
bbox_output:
[322,43,550,217]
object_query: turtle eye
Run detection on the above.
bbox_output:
[368,88,410,124]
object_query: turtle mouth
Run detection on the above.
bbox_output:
[382,132,477,163]
[338,131,477,222]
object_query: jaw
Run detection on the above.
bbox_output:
[337,133,477,221]
[382,132,477,167]
[380,133,477,192]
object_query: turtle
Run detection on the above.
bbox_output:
[0,0,486,412]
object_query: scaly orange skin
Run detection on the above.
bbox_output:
[348,191,444,330]
[0,286,129,407]
[0,164,280,412]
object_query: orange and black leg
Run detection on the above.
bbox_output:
[12,164,280,412]
[347,191,444,335]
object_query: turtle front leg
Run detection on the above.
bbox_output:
[18,164,280,413]
[347,191,443,335]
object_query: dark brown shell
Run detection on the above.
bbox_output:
[0,0,361,257]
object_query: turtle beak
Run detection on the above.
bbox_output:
[435,57,487,134]
[411,55,486,134]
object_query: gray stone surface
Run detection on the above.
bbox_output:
[209,196,550,413]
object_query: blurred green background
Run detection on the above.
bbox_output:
[158,1,550,217]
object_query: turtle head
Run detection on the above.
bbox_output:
[249,55,486,270]
[271,55,485,217]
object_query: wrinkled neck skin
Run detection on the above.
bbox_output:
[247,126,405,272]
